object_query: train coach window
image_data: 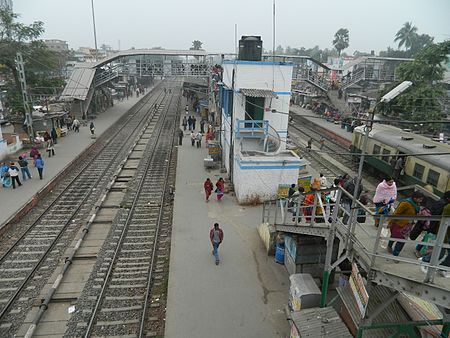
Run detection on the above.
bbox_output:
[413,163,425,180]
[373,144,381,158]
[382,149,390,162]
[426,169,440,187]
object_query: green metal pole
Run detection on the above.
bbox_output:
[320,270,330,307]
[441,322,449,338]
[356,328,364,338]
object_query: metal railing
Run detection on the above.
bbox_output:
[235,119,269,139]
[263,186,450,285]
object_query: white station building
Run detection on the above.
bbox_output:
[218,36,306,203]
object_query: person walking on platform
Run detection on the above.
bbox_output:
[200,119,206,134]
[90,122,95,135]
[215,178,225,201]
[388,191,424,259]
[182,116,187,131]
[187,116,193,131]
[192,116,197,131]
[34,155,44,180]
[204,178,214,202]
[18,156,32,181]
[178,128,184,146]
[210,223,224,265]
[185,104,189,114]
[1,162,11,188]
[195,132,202,148]
[51,127,58,144]
[46,139,55,157]
[8,162,22,189]
[190,131,196,146]
[72,118,80,133]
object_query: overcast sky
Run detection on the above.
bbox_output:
[13,0,450,54]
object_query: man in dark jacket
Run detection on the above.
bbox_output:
[420,192,450,278]
[210,223,224,265]
[429,191,450,234]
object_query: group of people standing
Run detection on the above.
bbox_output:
[1,149,45,189]
[287,172,449,276]
[179,105,215,149]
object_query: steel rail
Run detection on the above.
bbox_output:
[0,87,165,322]
[139,91,181,337]
[83,89,176,337]
[21,89,172,338]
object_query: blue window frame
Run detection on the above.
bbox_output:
[221,88,233,117]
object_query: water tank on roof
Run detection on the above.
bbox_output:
[238,36,262,61]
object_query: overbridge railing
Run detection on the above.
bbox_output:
[263,185,450,308]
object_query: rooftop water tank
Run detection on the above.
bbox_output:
[238,36,262,61]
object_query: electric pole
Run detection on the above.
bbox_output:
[16,52,34,142]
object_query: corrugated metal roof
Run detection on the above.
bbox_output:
[240,88,277,98]
[60,65,96,100]
[290,307,352,337]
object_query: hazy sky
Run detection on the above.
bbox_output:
[13,0,450,53]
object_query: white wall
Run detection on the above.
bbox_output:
[222,61,292,152]
[222,61,293,93]
[233,152,303,203]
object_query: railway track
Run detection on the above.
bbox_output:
[288,123,346,178]
[290,114,358,171]
[0,85,169,336]
[64,84,180,337]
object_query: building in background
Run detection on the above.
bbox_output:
[44,39,69,53]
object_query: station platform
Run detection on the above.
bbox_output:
[289,104,353,144]
[0,93,148,228]
[165,101,290,337]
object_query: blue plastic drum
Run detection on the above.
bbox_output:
[275,243,285,264]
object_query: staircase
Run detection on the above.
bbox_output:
[341,68,365,90]
[94,65,120,87]
[327,90,353,116]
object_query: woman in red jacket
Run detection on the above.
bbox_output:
[203,178,214,202]
[216,178,225,201]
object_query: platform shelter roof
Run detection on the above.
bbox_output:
[92,49,207,68]
[60,64,95,100]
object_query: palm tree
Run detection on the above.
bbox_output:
[332,28,349,56]
[394,22,418,50]
[190,40,203,50]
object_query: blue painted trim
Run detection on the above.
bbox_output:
[238,165,300,170]
[239,160,301,165]
[276,130,288,134]
[233,89,290,96]
[223,60,293,66]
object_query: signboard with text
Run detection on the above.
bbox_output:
[349,263,369,318]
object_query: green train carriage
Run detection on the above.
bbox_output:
[351,124,450,196]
